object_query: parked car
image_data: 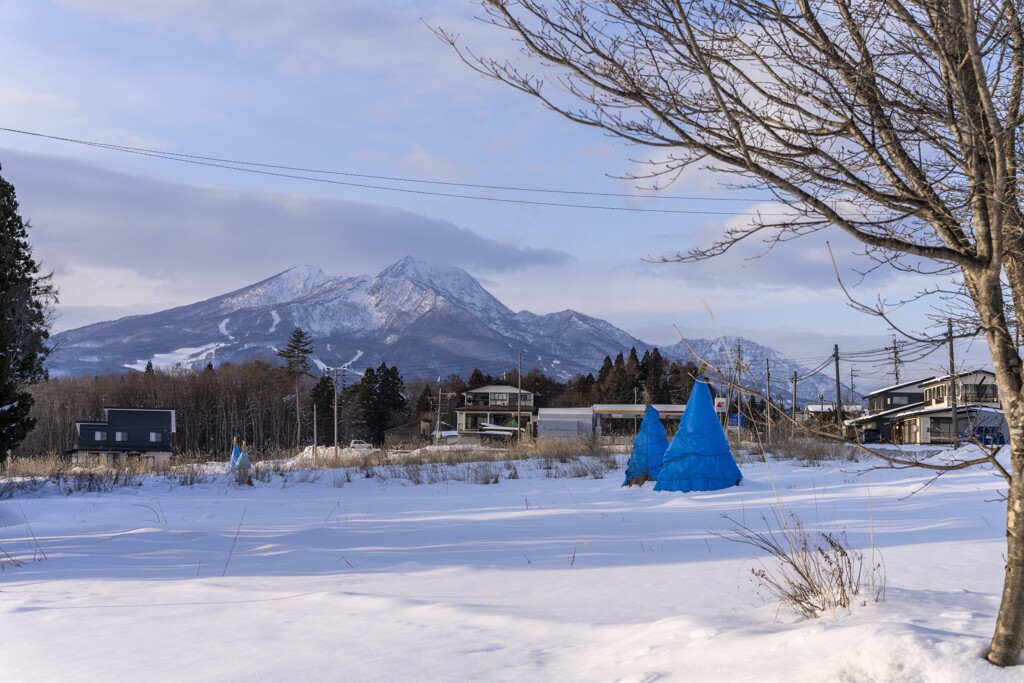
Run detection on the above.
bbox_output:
[960,425,1006,446]
[861,428,884,444]
[349,439,372,449]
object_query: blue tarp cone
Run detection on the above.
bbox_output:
[623,406,668,486]
[653,380,742,492]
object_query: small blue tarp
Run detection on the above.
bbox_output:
[233,448,251,470]
[228,442,241,469]
[622,406,668,486]
[653,379,742,493]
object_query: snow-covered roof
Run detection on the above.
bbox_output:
[803,403,865,413]
[864,377,931,397]
[848,401,925,423]
[465,384,532,395]
[889,403,1004,420]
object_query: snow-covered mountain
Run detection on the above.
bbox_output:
[49,256,855,401]
[659,336,855,405]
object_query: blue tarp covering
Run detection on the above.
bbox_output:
[622,406,668,486]
[228,442,241,468]
[234,448,251,470]
[654,380,742,492]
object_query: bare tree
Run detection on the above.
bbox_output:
[439,0,1024,666]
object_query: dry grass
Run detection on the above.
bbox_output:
[2,440,625,495]
[766,432,859,464]
[719,509,883,620]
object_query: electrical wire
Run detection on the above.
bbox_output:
[0,126,785,216]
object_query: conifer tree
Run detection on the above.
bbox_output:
[0,163,56,462]
[276,326,315,449]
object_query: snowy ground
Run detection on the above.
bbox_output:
[1,449,1022,682]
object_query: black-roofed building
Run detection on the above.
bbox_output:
[71,407,176,471]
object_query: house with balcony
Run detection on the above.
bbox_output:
[852,378,928,443]
[889,370,1005,445]
[852,370,1006,444]
[454,385,538,438]
[70,407,176,471]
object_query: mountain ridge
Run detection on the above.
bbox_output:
[49,257,855,402]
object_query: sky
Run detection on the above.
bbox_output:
[0,1,989,389]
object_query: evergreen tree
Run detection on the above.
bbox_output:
[467,368,488,390]
[624,347,642,402]
[414,385,432,419]
[643,348,671,404]
[356,362,410,444]
[0,164,56,460]
[309,374,337,446]
[276,326,315,449]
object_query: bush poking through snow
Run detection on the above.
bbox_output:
[768,433,859,464]
[720,511,883,620]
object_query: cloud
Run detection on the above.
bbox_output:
[1,148,571,314]
[52,0,497,91]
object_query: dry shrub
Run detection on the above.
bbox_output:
[172,464,210,487]
[720,510,883,620]
[769,432,858,463]
[533,435,603,458]
[4,453,67,478]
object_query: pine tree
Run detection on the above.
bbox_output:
[276,326,315,449]
[355,363,410,444]
[309,374,337,446]
[0,164,57,462]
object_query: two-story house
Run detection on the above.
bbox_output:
[70,407,176,471]
[890,370,1005,445]
[853,370,1006,444]
[854,378,928,443]
[454,385,538,438]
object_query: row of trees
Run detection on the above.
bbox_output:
[19,354,414,457]
[18,342,708,457]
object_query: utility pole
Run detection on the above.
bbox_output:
[891,335,902,384]
[949,319,959,446]
[436,383,443,445]
[517,350,523,445]
[313,403,318,464]
[791,370,797,420]
[333,367,339,457]
[765,357,772,446]
[834,344,843,435]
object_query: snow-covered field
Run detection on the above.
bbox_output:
[1,449,1021,682]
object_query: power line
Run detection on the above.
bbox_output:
[0,126,783,216]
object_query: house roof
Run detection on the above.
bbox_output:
[864,378,931,397]
[802,403,865,413]
[865,369,996,397]
[919,369,995,387]
[889,403,1004,421]
[849,401,925,424]
[464,384,533,394]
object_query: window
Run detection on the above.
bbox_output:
[94,431,106,441]
[115,431,128,442]
[892,395,909,405]
[149,432,161,443]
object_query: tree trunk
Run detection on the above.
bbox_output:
[974,265,1024,665]
[990,448,1024,666]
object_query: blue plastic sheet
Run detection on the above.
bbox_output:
[654,380,742,493]
[622,406,668,486]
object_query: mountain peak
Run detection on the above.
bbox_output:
[221,265,329,309]
[378,256,467,284]
[376,256,511,320]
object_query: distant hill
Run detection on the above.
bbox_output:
[49,256,855,402]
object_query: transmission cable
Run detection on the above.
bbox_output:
[0,126,784,216]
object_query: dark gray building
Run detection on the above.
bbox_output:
[71,407,176,470]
